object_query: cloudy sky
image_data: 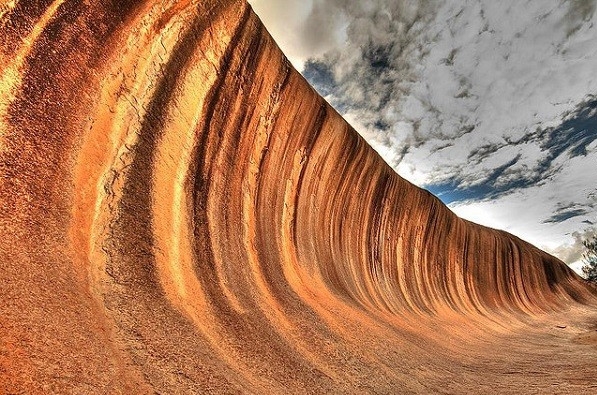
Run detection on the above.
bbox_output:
[248,0,597,274]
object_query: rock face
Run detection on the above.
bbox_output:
[1,1,596,393]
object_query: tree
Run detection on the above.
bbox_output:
[582,236,597,282]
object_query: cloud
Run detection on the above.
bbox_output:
[543,203,590,224]
[247,0,348,69]
[279,1,597,187]
[302,60,336,97]
[565,0,597,36]
[449,150,597,270]
[250,0,597,269]
[427,97,597,204]
[546,227,597,275]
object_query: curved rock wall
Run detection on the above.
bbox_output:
[1,1,596,393]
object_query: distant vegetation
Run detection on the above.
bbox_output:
[582,236,597,282]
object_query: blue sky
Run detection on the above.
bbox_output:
[248,0,597,273]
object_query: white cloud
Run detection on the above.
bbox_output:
[249,0,597,269]
[247,0,348,69]
[449,151,597,270]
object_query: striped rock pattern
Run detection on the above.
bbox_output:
[1,1,596,393]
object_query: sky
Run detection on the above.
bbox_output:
[248,0,597,274]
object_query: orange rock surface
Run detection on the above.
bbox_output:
[1,1,596,393]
